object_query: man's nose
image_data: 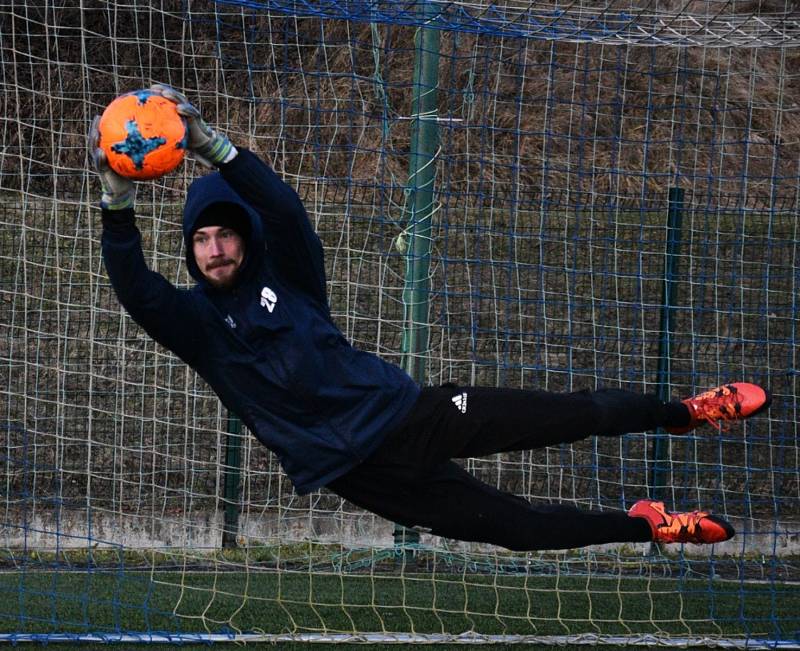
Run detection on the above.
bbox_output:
[210,238,225,255]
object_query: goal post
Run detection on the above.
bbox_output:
[1,1,799,646]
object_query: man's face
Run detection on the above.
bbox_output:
[192,225,245,289]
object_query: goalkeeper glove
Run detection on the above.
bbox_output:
[89,115,136,211]
[150,84,238,167]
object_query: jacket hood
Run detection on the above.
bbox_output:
[183,172,265,288]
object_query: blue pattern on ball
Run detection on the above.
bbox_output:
[134,89,153,104]
[111,119,166,169]
[177,124,189,150]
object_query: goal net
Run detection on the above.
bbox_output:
[1,0,798,645]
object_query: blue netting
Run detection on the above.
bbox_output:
[213,0,800,46]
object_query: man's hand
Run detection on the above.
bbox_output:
[89,115,136,211]
[150,84,238,167]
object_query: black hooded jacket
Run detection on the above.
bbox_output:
[101,148,420,494]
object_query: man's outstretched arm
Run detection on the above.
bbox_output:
[150,84,328,306]
[218,149,327,304]
[90,116,202,364]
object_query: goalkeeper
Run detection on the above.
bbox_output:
[90,85,771,552]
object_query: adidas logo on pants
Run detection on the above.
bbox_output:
[451,392,468,414]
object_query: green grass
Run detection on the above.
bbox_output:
[1,569,797,644]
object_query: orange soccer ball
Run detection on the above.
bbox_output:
[98,89,187,180]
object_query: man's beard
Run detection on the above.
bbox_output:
[204,260,239,289]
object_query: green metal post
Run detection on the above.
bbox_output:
[395,1,441,561]
[222,412,242,548]
[651,187,685,500]
[402,2,440,383]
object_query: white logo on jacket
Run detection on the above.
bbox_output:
[451,392,468,414]
[260,286,278,312]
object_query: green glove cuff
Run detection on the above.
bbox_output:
[100,188,135,211]
[195,131,237,166]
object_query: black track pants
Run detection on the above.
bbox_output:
[328,386,670,551]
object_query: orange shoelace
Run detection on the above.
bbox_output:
[688,385,742,431]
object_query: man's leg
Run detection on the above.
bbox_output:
[397,382,769,461]
[394,385,685,462]
[329,458,653,551]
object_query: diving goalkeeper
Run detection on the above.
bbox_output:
[90,85,771,552]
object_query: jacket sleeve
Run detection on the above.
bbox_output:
[101,208,202,364]
[217,148,328,305]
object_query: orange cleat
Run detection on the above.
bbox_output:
[666,382,771,435]
[628,499,735,544]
